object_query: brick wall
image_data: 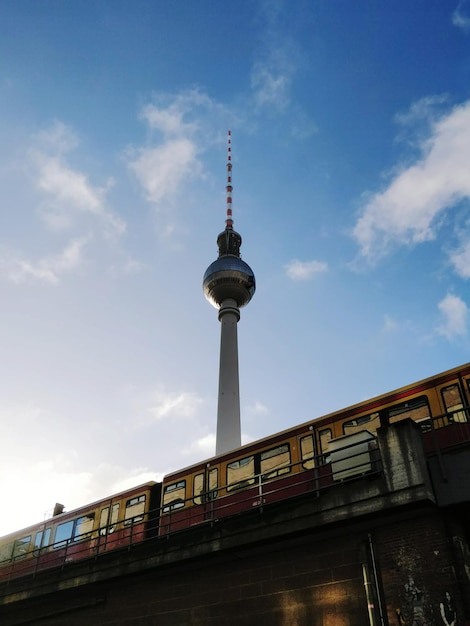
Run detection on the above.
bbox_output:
[375,511,465,626]
[2,508,469,625]
[1,532,371,626]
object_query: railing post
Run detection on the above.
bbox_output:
[257,473,264,512]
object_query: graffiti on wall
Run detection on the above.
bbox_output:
[395,578,458,626]
[403,576,428,626]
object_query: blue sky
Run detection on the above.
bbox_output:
[1,0,470,536]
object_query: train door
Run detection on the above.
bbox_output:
[299,427,334,491]
[193,467,218,523]
[97,502,120,552]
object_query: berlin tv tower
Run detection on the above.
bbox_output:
[203,131,256,455]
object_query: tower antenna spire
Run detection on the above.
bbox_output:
[226,130,233,229]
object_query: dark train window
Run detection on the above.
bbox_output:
[193,469,218,505]
[343,413,380,436]
[162,481,186,512]
[227,456,255,491]
[124,495,146,524]
[12,535,31,560]
[260,444,291,480]
[388,395,430,424]
[300,435,315,469]
[441,385,466,423]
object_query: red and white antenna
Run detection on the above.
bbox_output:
[226,130,233,229]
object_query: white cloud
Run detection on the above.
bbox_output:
[147,388,203,421]
[394,95,449,129]
[437,293,468,339]
[247,400,269,415]
[110,469,164,494]
[452,1,470,32]
[129,137,200,207]
[0,459,162,537]
[30,121,125,238]
[182,433,216,458]
[141,102,195,137]
[251,61,292,112]
[34,120,79,154]
[450,238,470,278]
[141,89,224,136]
[0,237,88,284]
[285,259,327,281]
[290,110,318,140]
[383,315,399,333]
[0,463,92,536]
[353,100,470,261]
[127,90,232,219]
[250,0,297,113]
[123,258,147,275]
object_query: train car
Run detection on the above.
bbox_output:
[0,481,161,581]
[159,362,470,534]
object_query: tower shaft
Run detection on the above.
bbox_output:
[216,299,241,454]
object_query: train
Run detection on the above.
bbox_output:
[1,362,470,582]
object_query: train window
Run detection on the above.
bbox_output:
[193,469,218,505]
[193,473,204,505]
[34,528,51,553]
[12,535,31,560]
[441,385,466,423]
[319,429,332,461]
[261,444,291,480]
[208,468,218,498]
[162,481,186,512]
[74,514,95,541]
[388,395,430,424]
[54,520,74,548]
[226,456,255,492]
[124,495,146,525]
[343,413,380,436]
[100,503,120,535]
[300,435,315,469]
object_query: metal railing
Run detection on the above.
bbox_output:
[152,437,382,535]
[420,407,470,454]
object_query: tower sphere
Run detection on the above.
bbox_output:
[203,252,255,309]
